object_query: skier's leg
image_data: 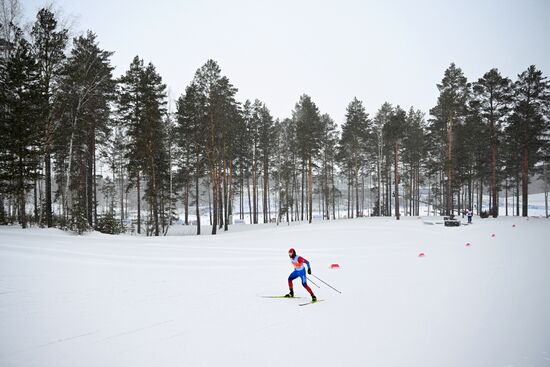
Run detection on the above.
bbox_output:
[288,270,299,288]
[300,271,316,300]
[286,271,299,297]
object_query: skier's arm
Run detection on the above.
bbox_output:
[300,256,312,274]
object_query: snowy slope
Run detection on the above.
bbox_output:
[1,216,549,367]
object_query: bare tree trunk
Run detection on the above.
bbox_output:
[212,167,218,235]
[137,172,141,234]
[223,160,229,231]
[93,138,98,226]
[515,175,520,217]
[394,141,400,220]
[521,149,529,217]
[308,158,313,224]
[347,170,351,218]
[361,173,365,217]
[151,156,159,236]
[377,133,382,216]
[505,178,509,216]
[86,137,94,227]
[240,168,244,220]
[354,164,359,218]
[252,162,257,224]
[33,172,39,223]
[184,181,189,225]
[119,158,124,226]
[263,157,268,223]
[247,174,252,223]
[285,180,290,223]
[544,163,549,218]
[195,158,201,235]
[416,166,420,216]
[45,152,52,227]
[301,163,305,221]
[491,146,498,218]
[18,155,27,228]
[387,168,392,216]
[446,115,453,216]
[218,167,223,229]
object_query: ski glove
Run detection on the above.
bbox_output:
[308,268,312,275]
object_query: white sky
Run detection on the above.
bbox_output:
[22,0,550,124]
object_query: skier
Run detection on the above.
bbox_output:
[285,248,317,302]
[467,208,473,224]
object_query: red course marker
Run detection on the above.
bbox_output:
[330,263,340,269]
[418,252,425,258]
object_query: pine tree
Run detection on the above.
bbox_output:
[402,108,426,216]
[507,65,549,216]
[383,106,407,219]
[192,59,239,234]
[338,97,370,218]
[257,103,275,223]
[293,94,323,223]
[454,107,488,215]
[118,56,145,233]
[233,101,252,222]
[247,100,262,224]
[472,68,512,217]
[31,7,68,227]
[0,27,41,228]
[119,57,168,236]
[140,62,168,236]
[53,31,115,233]
[175,82,206,234]
[429,63,470,215]
[319,114,338,219]
[372,103,393,216]
[273,117,298,222]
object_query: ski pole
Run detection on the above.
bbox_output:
[311,274,342,294]
[306,276,320,288]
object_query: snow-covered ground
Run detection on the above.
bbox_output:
[1,215,549,367]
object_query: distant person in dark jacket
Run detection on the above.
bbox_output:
[467,209,473,224]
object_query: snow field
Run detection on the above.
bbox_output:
[1,216,549,366]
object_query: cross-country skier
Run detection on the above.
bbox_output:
[467,209,473,224]
[285,248,317,302]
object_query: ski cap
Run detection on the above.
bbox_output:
[288,248,296,256]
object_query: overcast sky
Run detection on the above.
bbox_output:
[22,0,550,124]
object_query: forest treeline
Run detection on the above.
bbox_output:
[1,6,549,235]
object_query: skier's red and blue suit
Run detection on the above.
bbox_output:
[288,256,314,294]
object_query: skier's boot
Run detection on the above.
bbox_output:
[284,289,294,298]
[311,294,317,302]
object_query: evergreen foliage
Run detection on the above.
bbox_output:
[0,27,41,228]
[472,69,512,217]
[95,211,125,235]
[1,5,549,234]
[428,63,471,215]
[30,7,68,228]
[53,31,115,230]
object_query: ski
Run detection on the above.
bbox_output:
[299,299,324,306]
[261,295,304,299]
